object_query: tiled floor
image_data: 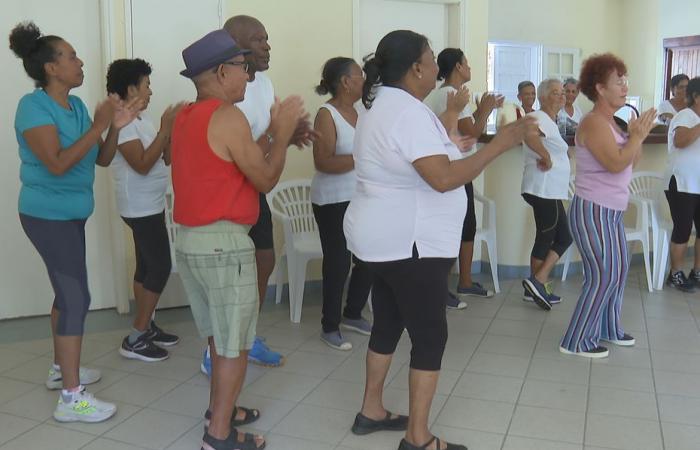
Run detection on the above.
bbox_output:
[2,264,700,450]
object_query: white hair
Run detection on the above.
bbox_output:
[537,78,563,103]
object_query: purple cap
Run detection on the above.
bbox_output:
[180,29,251,78]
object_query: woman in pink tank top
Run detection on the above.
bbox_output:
[560,53,657,359]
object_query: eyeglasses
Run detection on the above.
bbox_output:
[221,61,249,72]
[614,77,629,87]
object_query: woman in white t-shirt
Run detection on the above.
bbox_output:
[557,77,583,133]
[521,79,573,310]
[426,47,504,305]
[106,59,183,362]
[311,57,373,351]
[664,77,700,291]
[659,74,690,123]
[344,30,537,450]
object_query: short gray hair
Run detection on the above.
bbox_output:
[562,77,578,88]
[537,78,563,103]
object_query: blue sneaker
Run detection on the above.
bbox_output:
[200,346,211,377]
[248,336,285,367]
[522,276,552,311]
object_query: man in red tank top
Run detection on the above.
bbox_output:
[172,29,305,450]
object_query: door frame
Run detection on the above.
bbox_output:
[352,0,466,62]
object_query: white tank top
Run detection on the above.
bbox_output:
[310,103,358,205]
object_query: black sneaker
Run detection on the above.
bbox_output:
[667,270,696,293]
[146,320,180,346]
[119,334,169,362]
[559,345,609,359]
[689,269,700,287]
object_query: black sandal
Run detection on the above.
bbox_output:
[351,411,409,435]
[398,436,467,450]
[204,406,260,431]
[201,428,266,450]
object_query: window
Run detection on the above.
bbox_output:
[662,35,700,99]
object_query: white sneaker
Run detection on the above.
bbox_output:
[46,366,102,390]
[53,389,116,423]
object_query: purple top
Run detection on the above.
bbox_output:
[574,117,631,211]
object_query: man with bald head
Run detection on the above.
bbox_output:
[173,29,304,450]
[200,15,315,374]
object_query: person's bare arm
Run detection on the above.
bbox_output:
[312,108,353,174]
[579,109,656,173]
[95,95,143,167]
[413,116,538,192]
[117,103,184,174]
[23,124,103,175]
[209,99,303,193]
[673,124,700,149]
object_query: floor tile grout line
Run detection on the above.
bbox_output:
[641,282,667,450]
[497,296,553,450]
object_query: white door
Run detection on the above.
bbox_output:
[491,43,540,104]
[126,0,222,308]
[355,0,449,61]
[0,0,119,319]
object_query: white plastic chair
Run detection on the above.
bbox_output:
[164,186,178,273]
[267,180,323,323]
[561,176,577,281]
[629,172,666,290]
[561,175,653,292]
[625,195,653,292]
[473,190,500,293]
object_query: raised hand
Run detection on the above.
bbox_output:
[290,114,319,148]
[449,130,476,153]
[628,107,657,142]
[110,94,143,130]
[270,95,306,144]
[92,98,115,133]
[446,86,470,115]
[476,92,499,114]
[160,101,187,135]
[492,115,539,151]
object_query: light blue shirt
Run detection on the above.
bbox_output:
[14,89,98,220]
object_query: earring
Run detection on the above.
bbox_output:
[418,74,423,79]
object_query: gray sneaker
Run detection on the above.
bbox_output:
[320,330,352,351]
[456,282,494,298]
[341,317,372,336]
[446,292,467,310]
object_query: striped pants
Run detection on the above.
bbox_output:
[561,195,629,352]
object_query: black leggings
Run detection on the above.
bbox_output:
[20,213,90,336]
[522,193,573,260]
[461,182,476,242]
[122,211,172,294]
[312,202,373,332]
[365,247,453,371]
[665,176,700,244]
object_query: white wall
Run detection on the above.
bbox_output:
[0,1,125,320]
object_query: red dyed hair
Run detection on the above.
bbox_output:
[578,53,627,102]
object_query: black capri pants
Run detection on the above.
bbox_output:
[461,182,477,242]
[665,176,700,244]
[249,193,274,250]
[522,193,573,260]
[365,247,453,371]
[312,202,373,333]
[20,213,91,336]
[122,211,172,294]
